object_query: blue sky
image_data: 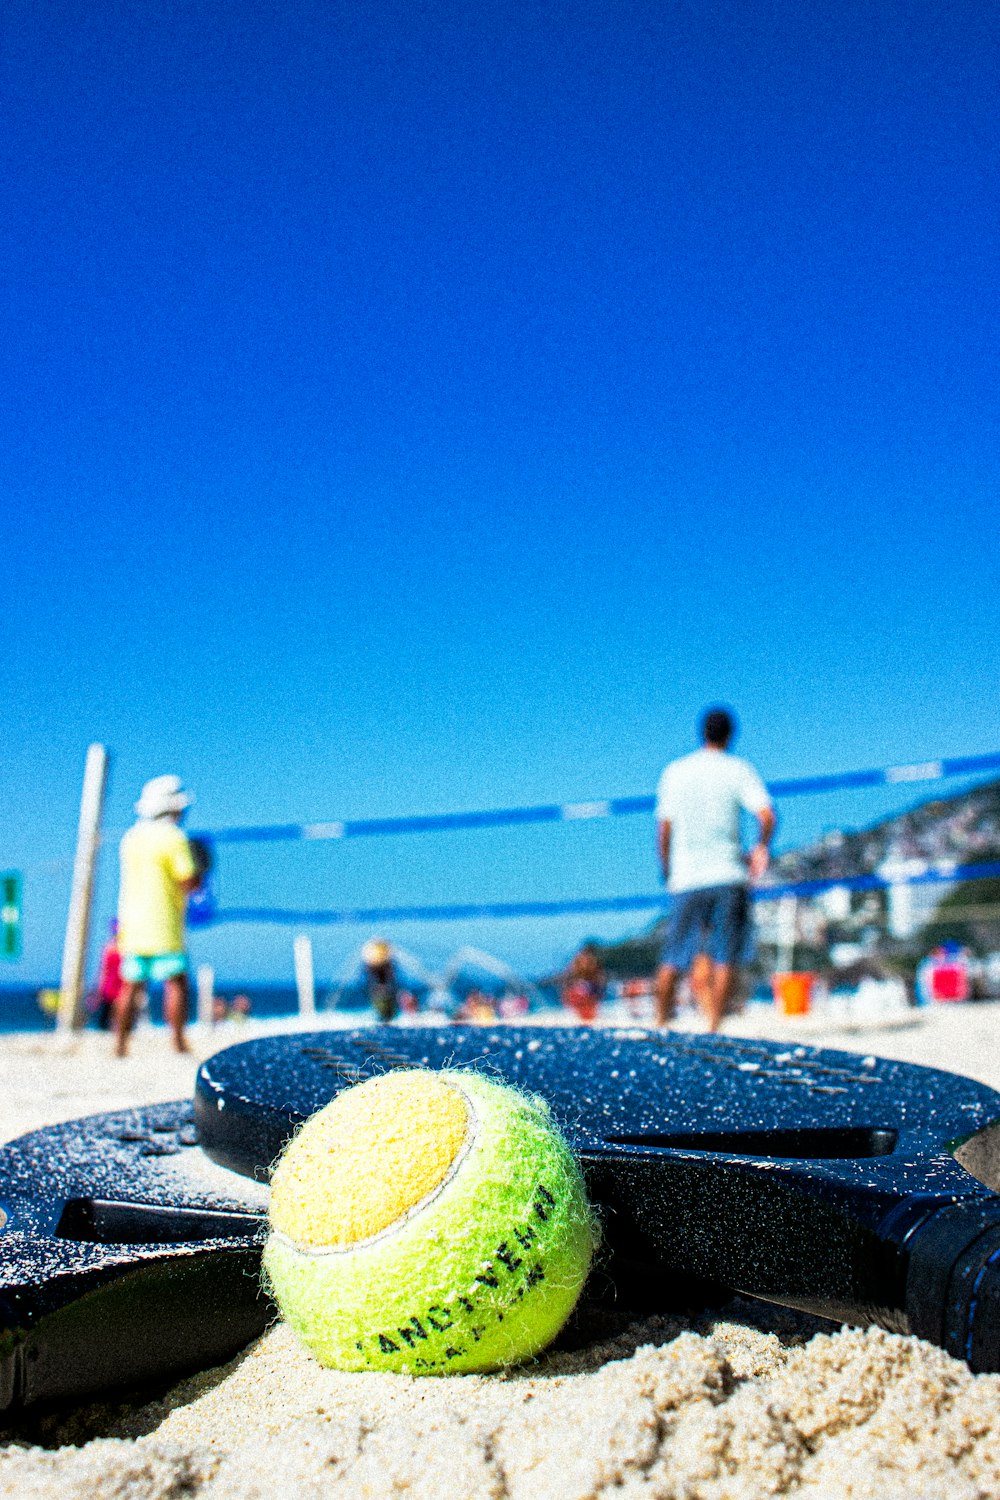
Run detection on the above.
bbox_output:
[3,0,998,984]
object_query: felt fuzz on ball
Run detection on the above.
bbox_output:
[264,1067,597,1374]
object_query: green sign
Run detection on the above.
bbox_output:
[1,873,21,960]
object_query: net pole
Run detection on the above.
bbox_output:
[196,964,215,1027]
[57,744,109,1035]
[775,894,798,975]
[294,934,316,1018]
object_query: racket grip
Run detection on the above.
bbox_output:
[906,1199,1000,1372]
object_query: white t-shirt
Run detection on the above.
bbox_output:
[655,748,772,893]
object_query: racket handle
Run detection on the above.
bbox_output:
[906,1198,1000,1372]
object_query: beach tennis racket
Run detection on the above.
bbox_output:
[0,1101,268,1410]
[3,1026,1000,1410]
[186,836,217,926]
[194,1027,1000,1370]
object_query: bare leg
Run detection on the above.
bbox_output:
[653,963,680,1027]
[690,953,713,1012]
[113,982,143,1057]
[703,962,737,1033]
[164,973,191,1053]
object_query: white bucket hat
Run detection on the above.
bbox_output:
[135,774,193,819]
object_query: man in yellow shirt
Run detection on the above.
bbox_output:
[115,775,200,1056]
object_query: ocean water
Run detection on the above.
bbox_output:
[0,980,564,1033]
[0,983,308,1034]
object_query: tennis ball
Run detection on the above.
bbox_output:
[263,1067,597,1374]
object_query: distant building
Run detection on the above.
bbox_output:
[878,854,949,940]
[816,885,851,923]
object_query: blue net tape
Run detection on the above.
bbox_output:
[201,750,1000,847]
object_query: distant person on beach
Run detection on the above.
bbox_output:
[654,708,775,1033]
[362,938,399,1023]
[456,987,497,1025]
[114,775,201,1057]
[93,918,123,1030]
[561,942,607,1024]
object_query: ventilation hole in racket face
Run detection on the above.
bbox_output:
[603,1127,898,1159]
[953,1120,1000,1191]
[55,1199,265,1244]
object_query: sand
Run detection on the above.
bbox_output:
[3,1004,1000,1498]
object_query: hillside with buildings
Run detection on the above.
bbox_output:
[766,778,1000,887]
[596,778,1000,979]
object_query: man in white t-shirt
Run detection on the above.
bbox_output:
[654,708,775,1032]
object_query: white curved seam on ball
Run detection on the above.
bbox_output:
[272,1081,481,1257]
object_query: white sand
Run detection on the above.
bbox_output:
[3,1004,1000,1498]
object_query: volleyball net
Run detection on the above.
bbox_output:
[185,751,1000,952]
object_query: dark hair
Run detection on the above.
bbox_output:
[700,706,736,747]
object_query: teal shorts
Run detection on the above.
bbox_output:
[121,952,187,984]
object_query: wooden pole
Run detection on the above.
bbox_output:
[196,964,216,1027]
[57,744,109,1034]
[294,934,316,1018]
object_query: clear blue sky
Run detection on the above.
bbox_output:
[3,0,998,984]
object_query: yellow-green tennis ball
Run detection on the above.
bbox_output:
[263,1068,597,1374]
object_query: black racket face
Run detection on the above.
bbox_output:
[195,1025,1000,1201]
[0,1101,269,1411]
[195,1026,1000,1332]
